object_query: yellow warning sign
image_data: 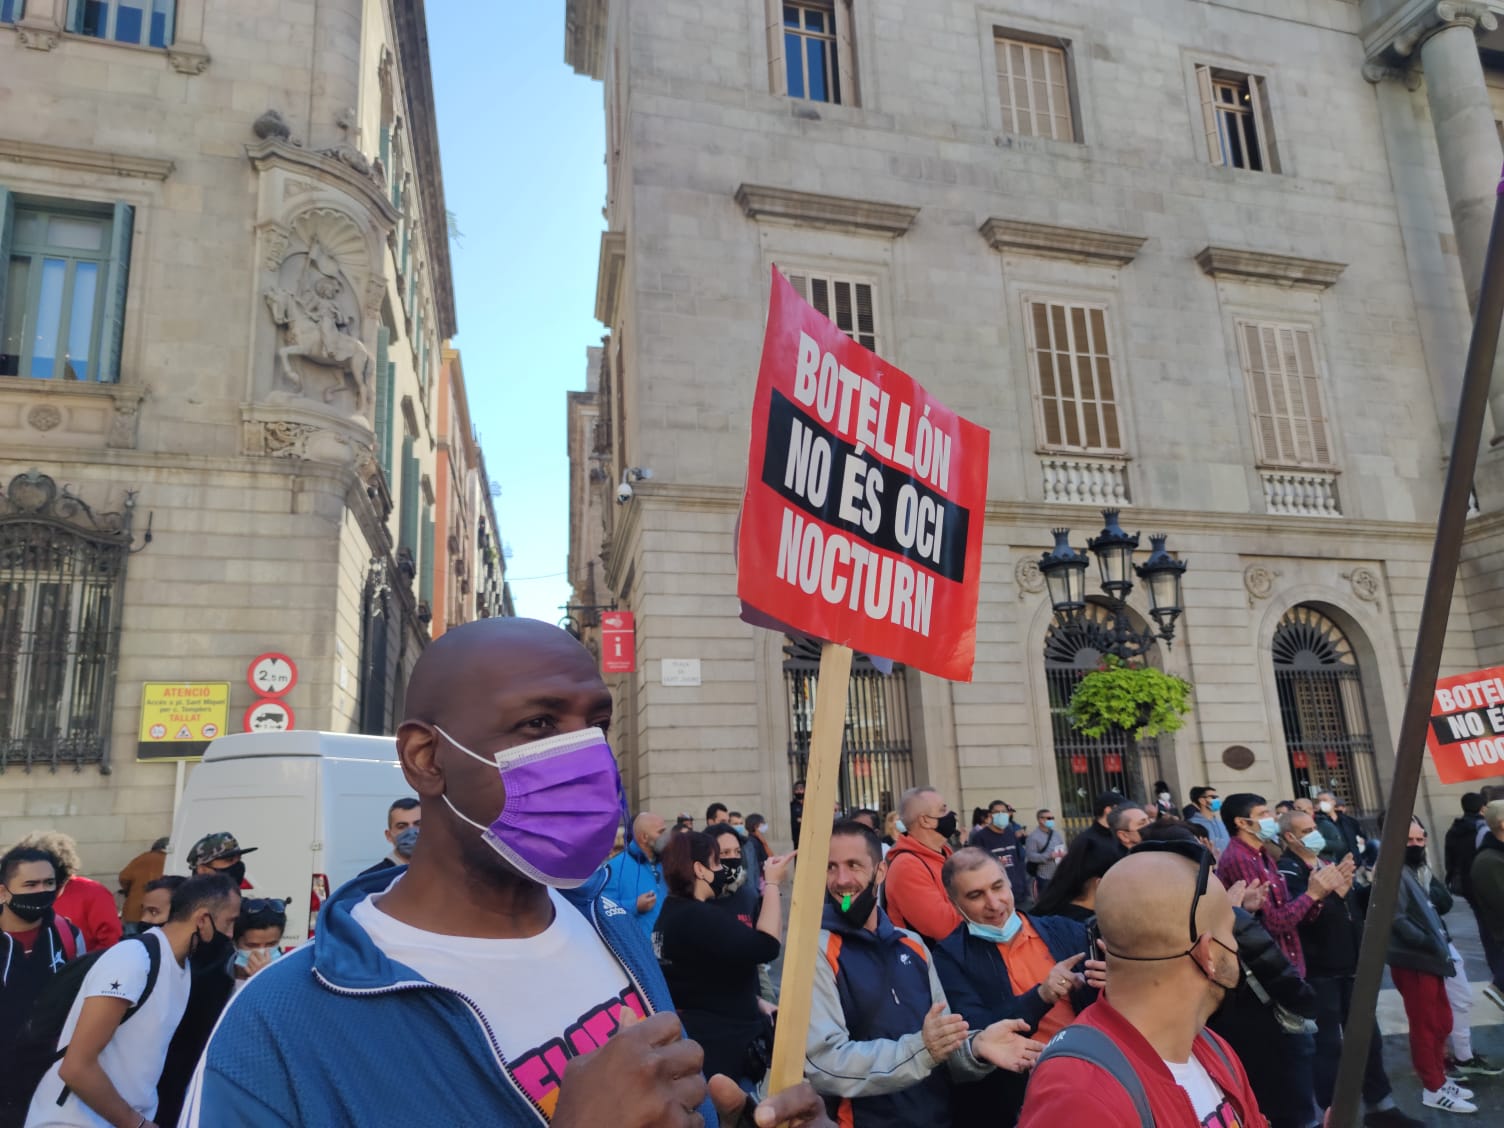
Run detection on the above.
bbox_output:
[137,682,230,762]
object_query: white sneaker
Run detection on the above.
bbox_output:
[1423,1087,1478,1114]
[1443,1081,1475,1101]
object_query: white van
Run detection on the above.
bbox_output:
[166,730,414,945]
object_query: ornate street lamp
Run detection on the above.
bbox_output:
[1037,509,1187,659]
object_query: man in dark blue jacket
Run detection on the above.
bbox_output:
[807,823,1043,1128]
[188,619,832,1128]
[931,847,1094,1123]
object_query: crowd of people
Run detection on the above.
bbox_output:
[5,617,1504,1126]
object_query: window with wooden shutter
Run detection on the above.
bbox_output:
[1238,320,1333,469]
[995,34,1076,142]
[1195,65,1276,173]
[1026,299,1123,454]
[784,270,878,352]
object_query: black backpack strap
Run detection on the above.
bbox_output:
[55,935,162,1107]
[1035,1024,1154,1128]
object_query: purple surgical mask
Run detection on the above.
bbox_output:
[436,725,624,888]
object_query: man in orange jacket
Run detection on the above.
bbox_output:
[884,787,963,942]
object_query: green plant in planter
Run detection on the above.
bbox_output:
[1068,655,1192,740]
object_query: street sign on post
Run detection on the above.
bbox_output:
[244,700,294,732]
[600,611,636,674]
[247,653,297,697]
[738,268,990,1102]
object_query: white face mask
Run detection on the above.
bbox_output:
[1319,801,1334,814]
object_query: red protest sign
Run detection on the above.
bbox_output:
[600,611,636,674]
[1425,665,1504,783]
[737,269,990,681]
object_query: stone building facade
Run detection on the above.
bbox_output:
[565,0,1504,845]
[0,0,507,881]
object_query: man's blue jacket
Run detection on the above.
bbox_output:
[600,839,667,938]
[186,866,714,1126]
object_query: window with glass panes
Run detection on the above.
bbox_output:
[1195,66,1272,172]
[784,2,840,104]
[1,195,133,383]
[995,35,1075,142]
[785,271,878,352]
[68,0,174,47]
[1026,300,1123,453]
[0,0,22,24]
[1237,320,1333,468]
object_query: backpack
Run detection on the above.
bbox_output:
[9,933,162,1114]
[1034,1023,1236,1127]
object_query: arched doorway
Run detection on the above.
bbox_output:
[1045,602,1168,835]
[783,636,914,815]
[1272,605,1382,818]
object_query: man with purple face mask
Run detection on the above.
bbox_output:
[187,619,834,1128]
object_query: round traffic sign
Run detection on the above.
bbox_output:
[149,723,166,740]
[247,653,297,697]
[244,699,294,733]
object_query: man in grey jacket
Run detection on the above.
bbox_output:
[1023,808,1065,898]
[806,821,1042,1127]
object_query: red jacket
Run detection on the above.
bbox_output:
[882,835,960,942]
[55,874,123,951]
[1019,997,1267,1128]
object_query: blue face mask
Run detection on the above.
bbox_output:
[966,910,1022,945]
[732,824,747,838]
[1300,829,1326,853]
[991,812,1009,830]
[1044,819,1056,830]
[1256,817,1280,842]
[233,946,283,969]
[394,825,419,857]
[1209,798,1223,812]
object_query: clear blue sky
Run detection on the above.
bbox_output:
[427,5,604,623]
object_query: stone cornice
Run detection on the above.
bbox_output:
[246,139,399,225]
[979,218,1145,267]
[1195,245,1346,289]
[394,0,457,339]
[1363,0,1498,64]
[565,0,608,79]
[0,138,174,180]
[735,184,920,237]
[595,231,627,327]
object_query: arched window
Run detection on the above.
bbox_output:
[1044,602,1167,834]
[784,636,913,815]
[0,472,130,771]
[1272,605,1381,818]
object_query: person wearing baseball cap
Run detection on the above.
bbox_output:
[186,833,257,889]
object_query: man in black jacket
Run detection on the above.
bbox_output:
[1275,810,1421,1127]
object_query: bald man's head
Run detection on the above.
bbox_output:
[393,618,615,888]
[633,811,667,857]
[1095,849,1239,1023]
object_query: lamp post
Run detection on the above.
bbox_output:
[1037,509,1187,659]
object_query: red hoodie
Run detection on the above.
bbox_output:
[1020,997,1266,1128]
[882,834,960,942]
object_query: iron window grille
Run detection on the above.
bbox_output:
[1046,602,1166,837]
[1273,605,1382,820]
[784,635,914,816]
[0,471,135,772]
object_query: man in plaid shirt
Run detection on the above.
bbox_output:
[1214,792,1350,977]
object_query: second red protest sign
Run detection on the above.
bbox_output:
[1426,664,1504,783]
[737,268,990,681]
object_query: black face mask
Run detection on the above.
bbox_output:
[717,858,744,898]
[705,867,732,899]
[4,890,57,923]
[829,880,879,928]
[218,861,247,886]
[1405,845,1428,869]
[934,812,958,840]
[191,921,236,971]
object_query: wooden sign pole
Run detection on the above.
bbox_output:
[767,641,854,1102]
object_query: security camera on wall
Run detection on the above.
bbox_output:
[616,467,653,505]
[616,480,633,505]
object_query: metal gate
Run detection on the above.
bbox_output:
[0,471,130,771]
[1046,603,1165,836]
[1273,605,1382,819]
[784,636,914,816]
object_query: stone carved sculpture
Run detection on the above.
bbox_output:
[262,209,375,417]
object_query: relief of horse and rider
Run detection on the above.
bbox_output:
[264,236,374,417]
